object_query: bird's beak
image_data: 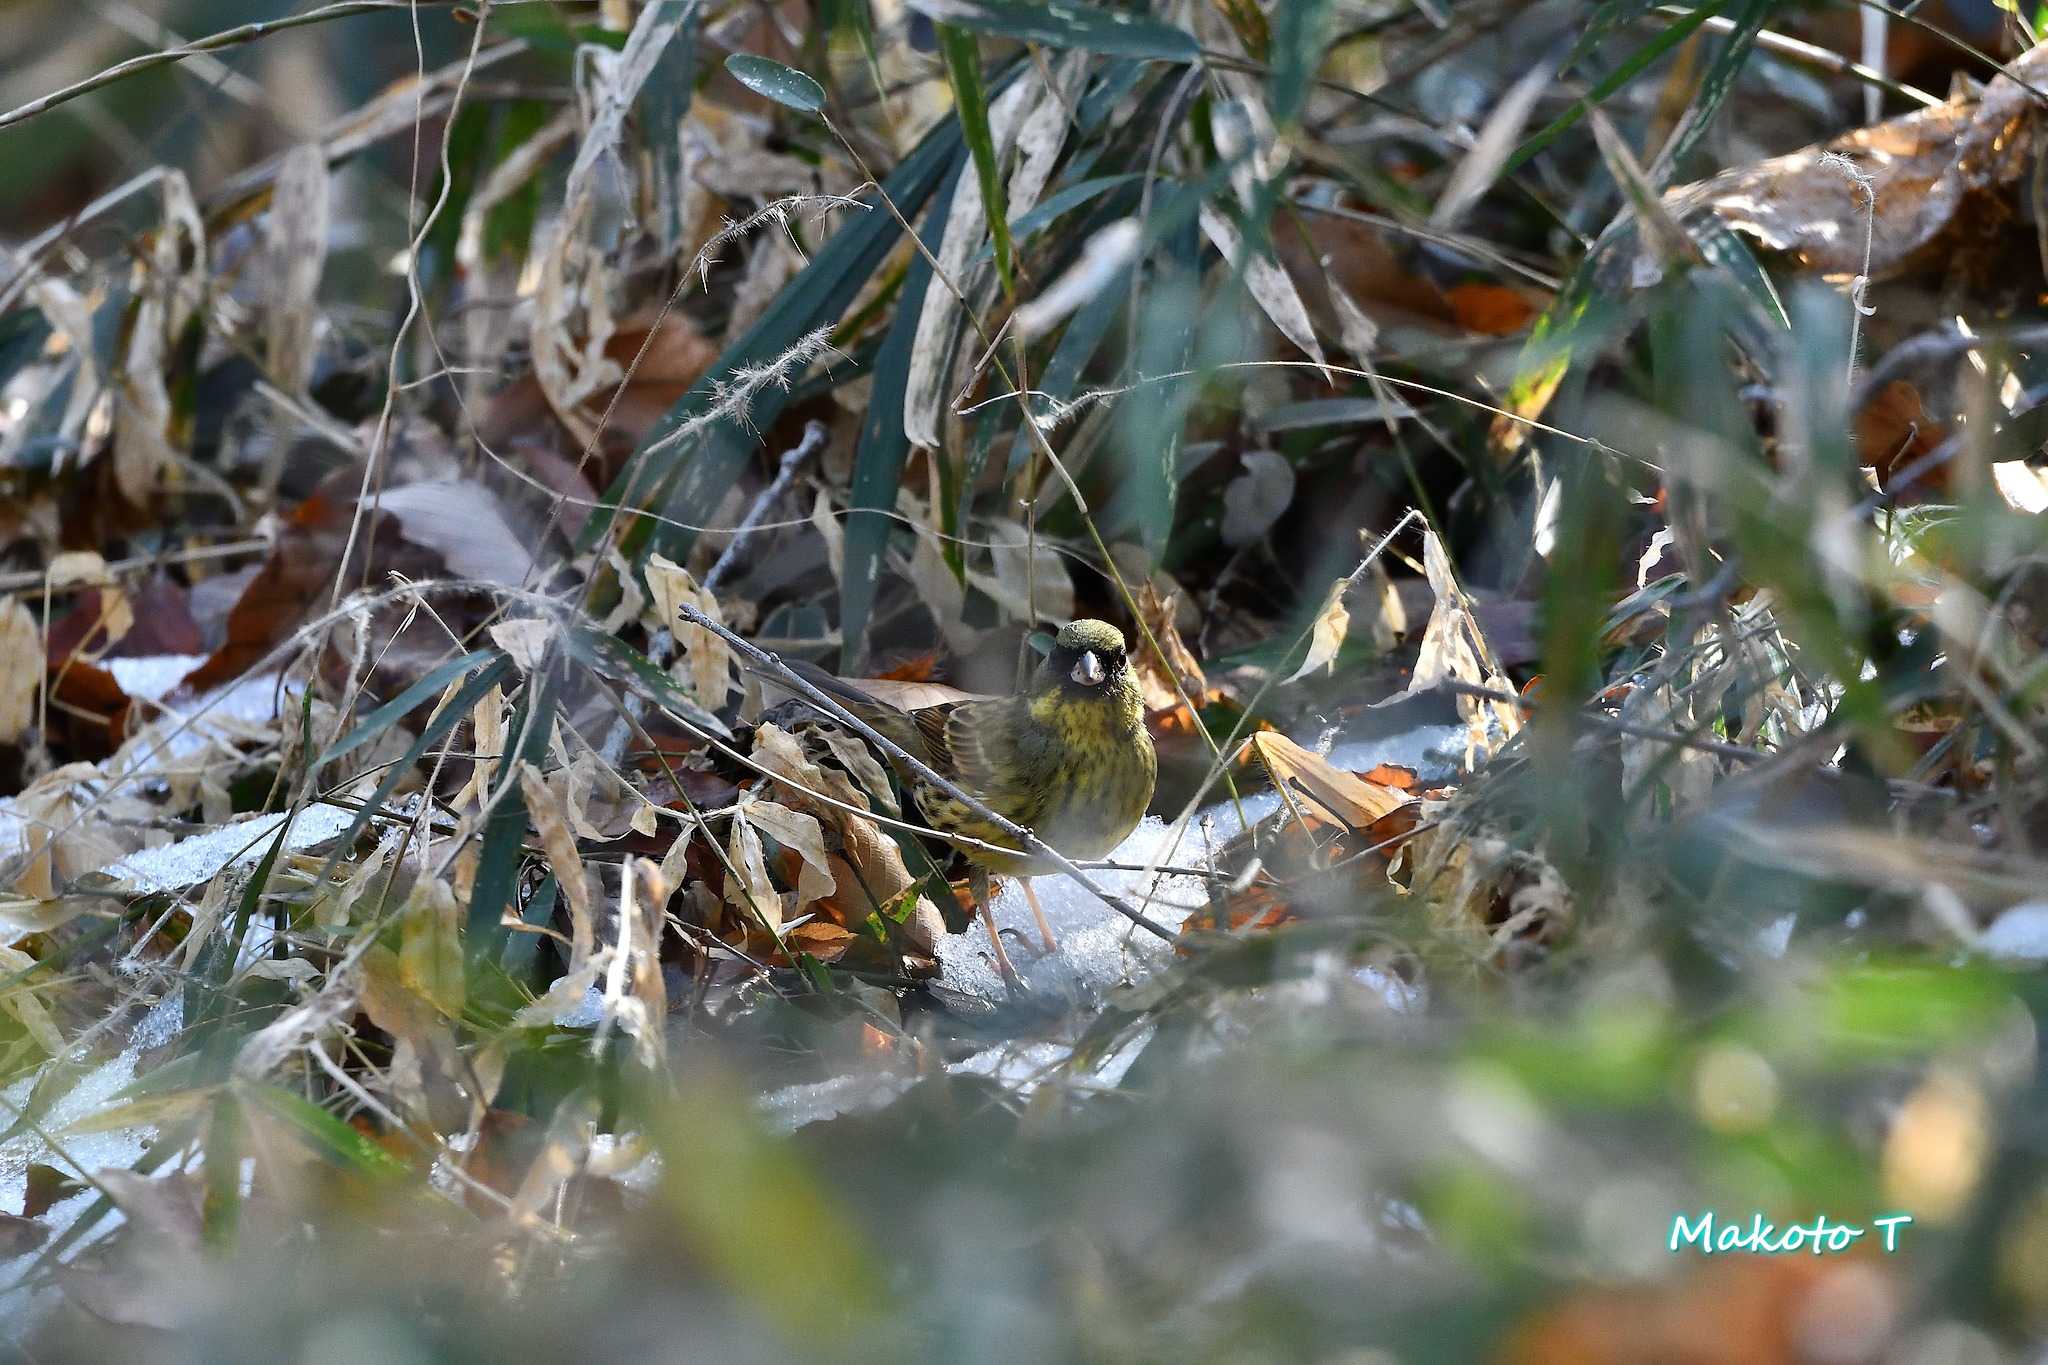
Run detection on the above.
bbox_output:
[1072,650,1105,687]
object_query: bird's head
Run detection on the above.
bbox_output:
[1041,619,1130,695]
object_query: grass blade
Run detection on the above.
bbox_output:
[318,648,496,766]
[1505,0,1727,176]
[937,23,1014,296]
[464,669,559,957]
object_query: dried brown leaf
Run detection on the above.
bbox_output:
[1283,577,1350,685]
[645,553,735,708]
[1239,731,1409,830]
[0,600,39,744]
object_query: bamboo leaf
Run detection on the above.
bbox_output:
[246,1084,413,1180]
[908,0,1198,61]
[465,670,559,957]
[318,656,517,889]
[724,54,825,113]
[1505,1,1727,175]
[840,161,963,670]
[936,23,1014,295]
[319,649,497,766]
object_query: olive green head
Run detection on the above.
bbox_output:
[1041,619,1131,694]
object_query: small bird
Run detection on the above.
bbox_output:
[791,620,1157,984]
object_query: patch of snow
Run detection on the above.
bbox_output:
[1327,726,1468,787]
[0,992,183,1326]
[757,1072,913,1135]
[103,655,207,703]
[102,803,356,896]
[1756,913,1798,960]
[933,816,1205,1013]
[1980,903,2048,962]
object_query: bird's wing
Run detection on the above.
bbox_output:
[918,699,1014,798]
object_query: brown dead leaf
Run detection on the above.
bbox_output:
[486,312,718,490]
[1361,763,1418,790]
[832,678,986,712]
[741,793,834,914]
[10,763,128,901]
[23,1163,78,1218]
[1855,380,1949,493]
[872,651,943,682]
[787,920,858,962]
[644,553,735,709]
[1239,731,1409,830]
[1445,281,1539,336]
[1283,577,1351,685]
[519,761,595,969]
[0,601,38,744]
[1677,42,2048,280]
[1383,528,1521,760]
[1132,582,1207,713]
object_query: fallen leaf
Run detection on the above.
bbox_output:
[739,793,835,914]
[644,554,735,708]
[1132,582,1207,713]
[1676,42,2048,281]
[398,876,465,1018]
[1380,528,1521,760]
[0,601,39,744]
[1283,576,1351,684]
[1445,281,1539,336]
[520,761,594,969]
[489,617,557,671]
[1238,731,1409,830]
[1854,380,1948,493]
[787,920,858,962]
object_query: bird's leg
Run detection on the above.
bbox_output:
[972,866,1023,990]
[1021,879,1058,954]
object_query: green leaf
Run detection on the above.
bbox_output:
[724,54,826,113]
[936,23,1015,295]
[1565,0,1664,67]
[984,172,1141,255]
[185,817,293,1037]
[319,649,497,766]
[908,0,1198,61]
[841,161,963,671]
[1267,0,1333,127]
[1697,221,1789,334]
[246,1085,413,1181]
[1655,0,1771,174]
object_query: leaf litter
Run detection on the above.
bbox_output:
[7,2,2048,1359]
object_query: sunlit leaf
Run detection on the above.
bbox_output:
[723,54,825,114]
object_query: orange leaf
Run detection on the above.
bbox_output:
[1446,281,1539,335]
